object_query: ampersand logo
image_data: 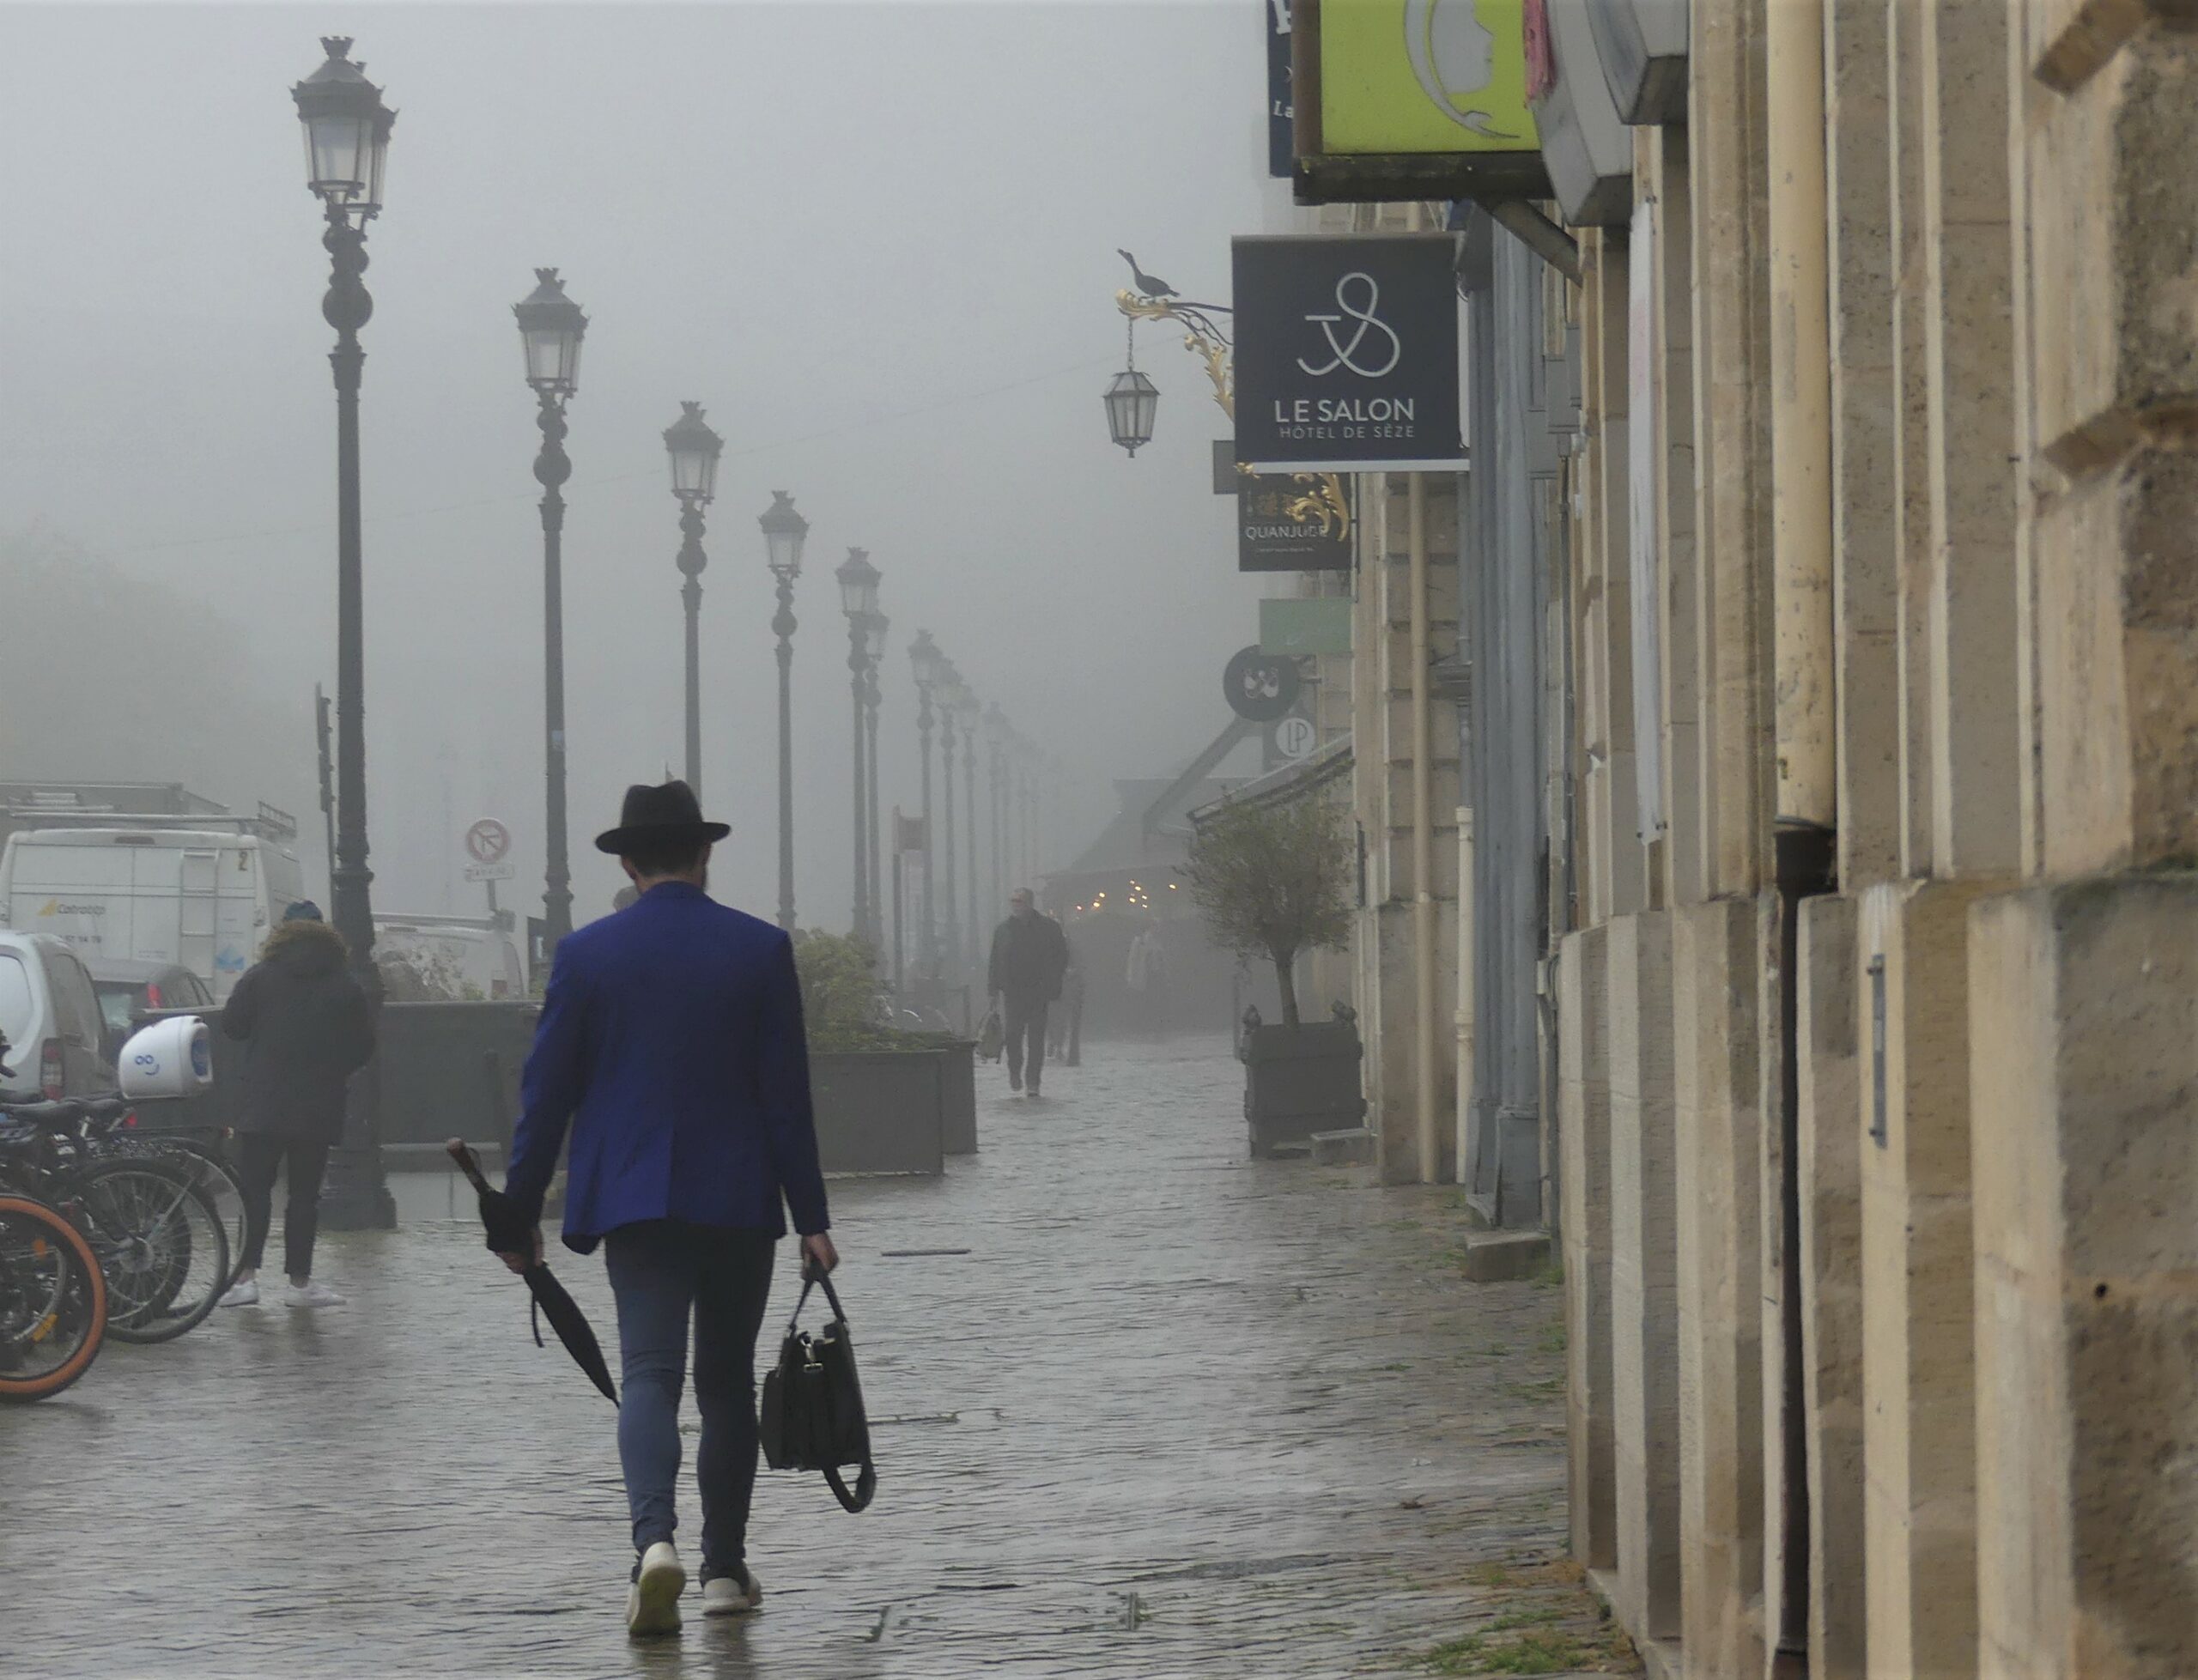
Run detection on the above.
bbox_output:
[1296,271,1402,379]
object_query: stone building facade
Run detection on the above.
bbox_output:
[1535,3,2198,1675]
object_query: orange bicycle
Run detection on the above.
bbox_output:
[0,1191,107,1402]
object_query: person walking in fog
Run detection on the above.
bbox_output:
[987,887,1069,1097]
[489,780,837,1639]
[216,901,373,1310]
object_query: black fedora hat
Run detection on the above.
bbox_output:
[594,779,730,855]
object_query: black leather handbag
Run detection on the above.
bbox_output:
[758,1267,877,1513]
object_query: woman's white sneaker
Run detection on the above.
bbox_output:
[700,1563,762,1616]
[626,1540,686,1636]
[284,1281,344,1308]
[218,1279,260,1308]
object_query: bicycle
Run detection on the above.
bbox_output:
[0,1099,231,1345]
[0,1192,107,1401]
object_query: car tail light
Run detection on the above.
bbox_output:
[146,982,164,1010]
[40,1039,64,1099]
[123,1109,139,1129]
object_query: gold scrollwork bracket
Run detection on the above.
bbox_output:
[1116,289,1234,420]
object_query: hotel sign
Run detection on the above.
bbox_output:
[1232,234,1466,473]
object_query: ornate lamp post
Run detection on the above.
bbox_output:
[664,403,722,796]
[985,701,1010,907]
[835,548,880,942]
[908,631,944,977]
[956,682,981,970]
[936,661,966,979]
[513,268,586,949]
[759,492,809,931]
[864,610,888,951]
[292,36,395,1230]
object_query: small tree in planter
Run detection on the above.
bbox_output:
[1182,793,1354,1028]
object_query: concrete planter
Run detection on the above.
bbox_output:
[936,1039,978,1155]
[809,1048,946,1176]
[1242,1019,1366,1159]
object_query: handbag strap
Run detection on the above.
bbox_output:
[780,1261,850,1337]
[823,1455,877,1513]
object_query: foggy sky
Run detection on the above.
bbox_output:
[0,2,1284,932]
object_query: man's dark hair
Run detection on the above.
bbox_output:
[622,840,707,878]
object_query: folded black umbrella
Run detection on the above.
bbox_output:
[448,1139,617,1406]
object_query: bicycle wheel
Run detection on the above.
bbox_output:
[111,1137,248,1291]
[71,1161,230,1344]
[0,1193,106,1401]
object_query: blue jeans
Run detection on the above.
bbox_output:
[603,1220,777,1570]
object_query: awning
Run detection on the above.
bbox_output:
[1188,736,1353,828]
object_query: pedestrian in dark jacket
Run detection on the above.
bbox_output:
[217,901,373,1309]
[987,887,1069,1096]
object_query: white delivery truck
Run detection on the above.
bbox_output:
[374,914,526,1001]
[0,824,308,1001]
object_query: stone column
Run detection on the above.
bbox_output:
[1608,911,1681,1645]
[1558,925,1618,1571]
[1796,895,1866,1678]
[1970,876,2198,1679]
[1858,878,1991,1677]
[1673,896,1770,1677]
[1825,0,1900,889]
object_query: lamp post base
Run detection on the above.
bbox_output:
[319,1143,397,1231]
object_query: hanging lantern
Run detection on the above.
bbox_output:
[1103,367,1159,456]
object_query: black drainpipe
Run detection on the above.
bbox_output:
[1775,821,1835,1671]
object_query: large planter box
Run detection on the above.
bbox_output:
[136,1001,538,1155]
[1242,1019,1366,1158]
[938,1039,978,1155]
[809,1050,945,1175]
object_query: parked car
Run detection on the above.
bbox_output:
[87,957,216,1044]
[0,931,117,1099]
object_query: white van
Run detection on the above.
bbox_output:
[0,827,307,1002]
[374,914,526,1002]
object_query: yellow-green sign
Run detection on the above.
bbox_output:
[1319,0,1539,155]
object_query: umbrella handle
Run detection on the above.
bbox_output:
[446,1137,493,1196]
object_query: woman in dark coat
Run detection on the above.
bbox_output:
[217,902,373,1308]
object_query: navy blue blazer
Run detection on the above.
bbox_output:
[504,881,830,1252]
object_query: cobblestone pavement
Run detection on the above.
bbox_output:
[2,1035,1634,1680]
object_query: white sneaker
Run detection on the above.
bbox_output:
[627,1541,686,1637]
[700,1564,762,1617]
[217,1279,259,1308]
[284,1280,345,1308]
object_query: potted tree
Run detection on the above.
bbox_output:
[795,930,973,1173]
[1182,794,1363,1157]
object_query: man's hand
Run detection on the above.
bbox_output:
[497,1226,543,1276]
[801,1231,839,1277]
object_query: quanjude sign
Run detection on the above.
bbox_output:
[1233,234,1465,472]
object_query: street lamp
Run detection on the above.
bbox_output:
[760,491,809,932]
[513,267,586,950]
[985,701,1010,909]
[936,660,966,980]
[835,547,880,943]
[864,610,888,950]
[909,631,944,977]
[292,35,395,1231]
[664,402,722,796]
[1103,367,1160,457]
[955,681,981,971]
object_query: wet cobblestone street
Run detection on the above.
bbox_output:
[3,1036,1630,1679]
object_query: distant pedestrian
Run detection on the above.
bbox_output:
[1047,941,1084,1066]
[1126,922,1169,1037]
[490,780,837,1638]
[987,887,1068,1097]
[216,901,373,1310]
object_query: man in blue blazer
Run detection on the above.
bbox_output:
[496,779,836,1638]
